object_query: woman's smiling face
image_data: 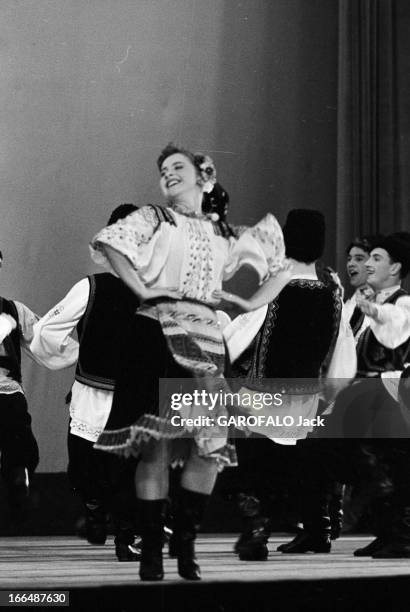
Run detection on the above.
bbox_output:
[159,153,199,201]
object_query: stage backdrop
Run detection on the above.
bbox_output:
[0,0,338,471]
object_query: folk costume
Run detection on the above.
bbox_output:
[90,204,286,463]
[224,210,351,559]
[0,298,40,517]
[31,273,141,561]
[325,234,410,439]
[344,285,375,336]
[301,232,410,557]
[328,233,410,558]
[89,195,285,582]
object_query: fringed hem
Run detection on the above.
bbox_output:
[94,413,237,468]
[94,413,184,458]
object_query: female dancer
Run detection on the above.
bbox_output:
[90,143,287,581]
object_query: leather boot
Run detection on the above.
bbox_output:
[277,531,331,553]
[138,499,166,581]
[173,488,209,580]
[84,500,107,545]
[279,489,331,553]
[113,518,140,562]
[354,497,392,556]
[329,482,344,540]
[4,466,31,521]
[353,536,387,557]
[372,506,410,558]
[234,494,270,561]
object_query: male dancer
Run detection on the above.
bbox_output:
[280,232,410,555]
[31,204,141,561]
[223,210,345,559]
[0,250,40,520]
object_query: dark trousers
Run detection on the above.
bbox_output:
[0,392,39,478]
[217,434,301,526]
[67,429,137,526]
[359,440,410,538]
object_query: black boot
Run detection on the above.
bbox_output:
[354,496,392,556]
[84,500,107,545]
[4,466,31,521]
[277,531,331,553]
[279,489,331,554]
[173,488,209,580]
[329,482,344,540]
[234,494,270,561]
[372,506,410,558]
[114,519,140,562]
[139,499,166,581]
[353,536,387,557]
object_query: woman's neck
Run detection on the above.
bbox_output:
[169,193,203,216]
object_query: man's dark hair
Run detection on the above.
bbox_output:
[345,235,383,256]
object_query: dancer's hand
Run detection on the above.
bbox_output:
[357,298,379,320]
[212,290,251,312]
[277,259,294,282]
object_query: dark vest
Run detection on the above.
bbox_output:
[349,305,365,336]
[0,298,21,383]
[356,288,410,377]
[248,280,341,381]
[75,274,140,390]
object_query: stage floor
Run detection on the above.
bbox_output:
[0,535,409,611]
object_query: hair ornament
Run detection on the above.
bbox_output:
[195,154,217,193]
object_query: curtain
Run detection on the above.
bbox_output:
[336,0,410,275]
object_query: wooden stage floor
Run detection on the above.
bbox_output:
[0,535,409,611]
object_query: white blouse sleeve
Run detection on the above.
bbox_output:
[369,296,410,349]
[30,279,88,369]
[224,213,285,283]
[90,206,163,273]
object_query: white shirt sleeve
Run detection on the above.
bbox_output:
[12,301,46,365]
[343,295,356,325]
[325,304,357,379]
[369,295,410,349]
[0,314,15,344]
[30,278,90,369]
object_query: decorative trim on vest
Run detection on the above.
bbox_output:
[75,274,139,390]
[75,275,114,390]
[321,287,343,375]
[249,279,339,379]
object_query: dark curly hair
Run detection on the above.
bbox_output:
[202,183,228,221]
[345,235,383,256]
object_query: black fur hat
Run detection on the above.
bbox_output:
[283,209,325,263]
[371,232,410,278]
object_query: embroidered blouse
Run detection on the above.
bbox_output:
[89,206,285,303]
